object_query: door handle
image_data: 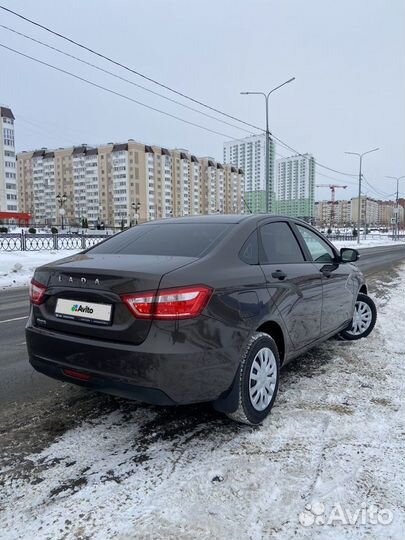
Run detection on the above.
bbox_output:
[320,268,331,278]
[271,269,287,280]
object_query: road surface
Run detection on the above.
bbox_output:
[0,244,404,405]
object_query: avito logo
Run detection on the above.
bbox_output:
[71,304,94,314]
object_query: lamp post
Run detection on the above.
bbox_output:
[385,175,405,240]
[56,193,67,230]
[344,148,379,244]
[131,201,141,225]
[97,205,103,230]
[241,77,295,213]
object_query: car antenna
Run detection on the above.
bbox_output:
[242,197,252,214]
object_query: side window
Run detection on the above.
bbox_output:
[259,222,305,264]
[239,231,259,264]
[296,225,335,263]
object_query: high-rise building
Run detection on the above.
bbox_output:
[223,134,275,213]
[0,106,18,212]
[274,154,315,221]
[17,140,245,227]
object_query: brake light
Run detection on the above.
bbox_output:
[121,285,213,320]
[29,279,47,305]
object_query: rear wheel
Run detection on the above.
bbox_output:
[226,332,280,425]
[339,293,377,340]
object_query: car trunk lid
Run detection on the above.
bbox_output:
[32,253,196,345]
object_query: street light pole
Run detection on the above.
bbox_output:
[56,193,67,230]
[131,201,141,225]
[241,77,295,213]
[385,175,405,240]
[344,148,379,245]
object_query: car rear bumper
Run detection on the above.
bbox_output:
[29,355,176,405]
[26,319,247,405]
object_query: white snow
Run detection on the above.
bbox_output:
[332,237,405,249]
[1,266,404,539]
[0,234,403,290]
[0,250,80,290]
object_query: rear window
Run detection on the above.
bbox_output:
[89,223,231,257]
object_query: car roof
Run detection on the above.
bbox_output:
[144,214,301,225]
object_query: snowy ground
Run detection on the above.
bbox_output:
[0,265,404,539]
[0,250,80,290]
[333,238,405,249]
[0,235,404,290]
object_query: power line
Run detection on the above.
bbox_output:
[0,4,359,180]
[4,35,356,182]
[0,4,263,133]
[0,23,255,137]
[274,145,358,184]
[0,42,243,140]
[16,114,96,144]
[363,176,397,199]
[270,133,357,177]
[315,171,357,185]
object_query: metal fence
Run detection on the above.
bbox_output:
[0,232,107,252]
[324,233,399,241]
[324,234,356,241]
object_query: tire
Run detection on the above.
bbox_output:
[338,293,377,341]
[226,332,280,425]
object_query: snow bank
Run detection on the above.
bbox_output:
[332,238,405,249]
[0,250,80,290]
[1,266,404,539]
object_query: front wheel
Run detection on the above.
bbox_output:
[226,332,280,425]
[339,293,377,340]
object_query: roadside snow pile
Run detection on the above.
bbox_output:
[1,266,404,539]
[0,250,80,290]
[332,238,405,249]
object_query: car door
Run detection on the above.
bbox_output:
[258,220,323,350]
[294,224,354,336]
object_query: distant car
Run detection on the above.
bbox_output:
[26,215,377,425]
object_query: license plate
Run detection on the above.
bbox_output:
[55,298,112,325]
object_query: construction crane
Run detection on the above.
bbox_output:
[316,184,348,225]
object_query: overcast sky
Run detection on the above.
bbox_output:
[1,0,404,200]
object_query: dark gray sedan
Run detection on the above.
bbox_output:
[26,215,376,424]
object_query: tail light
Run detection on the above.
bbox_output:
[29,279,47,305]
[121,285,213,320]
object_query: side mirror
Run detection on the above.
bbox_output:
[340,247,359,263]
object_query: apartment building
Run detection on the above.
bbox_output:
[223,134,275,213]
[274,153,315,220]
[315,197,405,228]
[0,106,18,212]
[377,201,394,226]
[376,200,405,226]
[350,196,379,226]
[315,199,352,226]
[17,140,245,227]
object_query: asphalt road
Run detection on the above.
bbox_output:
[355,244,405,273]
[0,243,404,405]
[0,287,62,404]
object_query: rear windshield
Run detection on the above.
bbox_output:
[89,223,231,257]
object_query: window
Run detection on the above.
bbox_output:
[239,231,258,264]
[90,223,231,257]
[296,225,335,263]
[260,222,304,264]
